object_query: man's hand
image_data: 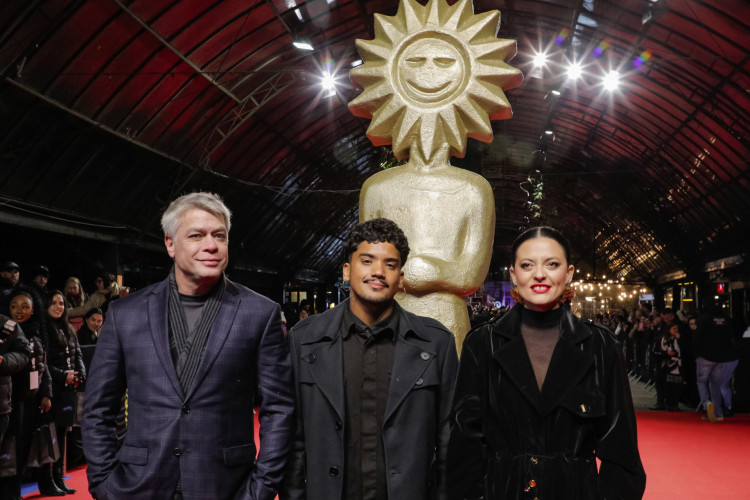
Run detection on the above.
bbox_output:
[41,396,52,413]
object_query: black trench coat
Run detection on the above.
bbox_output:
[447,305,646,500]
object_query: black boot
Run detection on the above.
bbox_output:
[38,464,65,496]
[52,462,76,494]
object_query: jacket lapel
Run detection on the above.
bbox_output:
[184,281,240,401]
[384,312,436,423]
[300,305,346,421]
[539,312,593,415]
[493,334,543,415]
[148,279,184,399]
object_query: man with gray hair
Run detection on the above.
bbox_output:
[83,192,295,500]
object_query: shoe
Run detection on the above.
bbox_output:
[706,402,717,423]
[38,464,65,496]
[725,407,736,417]
[52,463,77,494]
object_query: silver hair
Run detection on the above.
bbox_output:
[160,192,232,239]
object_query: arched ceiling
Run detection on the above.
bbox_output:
[0,0,748,285]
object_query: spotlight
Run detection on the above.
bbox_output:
[532,52,547,67]
[603,70,620,91]
[566,62,582,80]
[321,71,337,97]
[351,59,363,67]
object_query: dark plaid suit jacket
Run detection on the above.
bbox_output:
[82,276,294,499]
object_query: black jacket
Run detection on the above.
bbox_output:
[448,304,645,500]
[0,314,31,415]
[280,300,458,500]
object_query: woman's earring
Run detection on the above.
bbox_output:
[560,283,574,304]
[510,284,524,304]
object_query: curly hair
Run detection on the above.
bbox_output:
[343,218,410,266]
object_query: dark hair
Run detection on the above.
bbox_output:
[96,271,115,288]
[343,218,410,266]
[511,226,572,265]
[85,307,104,321]
[8,286,43,323]
[43,289,76,345]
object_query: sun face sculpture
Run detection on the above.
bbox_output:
[349,0,522,162]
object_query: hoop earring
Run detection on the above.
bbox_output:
[560,283,574,304]
[510,285,524,304]
[395,286,407,301]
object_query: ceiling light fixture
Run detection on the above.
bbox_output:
[603,70,620,91]
[293,38,314,51]
[532,51,547,67]
[566,62,582,80]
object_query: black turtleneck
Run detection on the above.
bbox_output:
[521,306,563,391]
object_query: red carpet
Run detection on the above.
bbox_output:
[23,411,750,499]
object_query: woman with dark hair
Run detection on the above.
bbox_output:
[41,290,86,496]
[67,271,128,321]
[1,288,53,499]
[77,308,104,346]
[448,226,646,500]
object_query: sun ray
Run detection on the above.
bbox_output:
[373,13,406,45]
[392,109,421,158]
[397,0,428,34]
[350,81,395,118]
[440,0,475,31]
[355,39,395,62]
[438,106,467,155]
[458,10,499,42]
[369,97,406,139]
[473,38,518,63]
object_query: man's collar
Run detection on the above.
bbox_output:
[342,302,398,342]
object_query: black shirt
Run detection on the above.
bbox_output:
[341,304,399,500]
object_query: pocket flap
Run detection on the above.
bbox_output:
[223,442,256,466]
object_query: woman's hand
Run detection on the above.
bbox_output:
[66,370,78,385]
[41,397,52,413]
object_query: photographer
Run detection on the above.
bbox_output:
[41,290,85,495]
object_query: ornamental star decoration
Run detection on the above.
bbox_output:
[349,0,523,162]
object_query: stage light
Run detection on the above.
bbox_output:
[321,71,337,97]
[533,52,547,67]
[566,62,582,80]
[603,70,620,91]
[351,59,363,67]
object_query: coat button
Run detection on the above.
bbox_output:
[305,353,317,363]
[329,466,339,476]
[415,377,424,386]
[335,420,343,430]
[182,404,190,414]
[173,448,182,456]
[580,404,588,413]
[530,456,539,465]
[420,352,430,360]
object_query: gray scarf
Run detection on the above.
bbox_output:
[167,267,225,392]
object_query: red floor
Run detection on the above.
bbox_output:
[23,411,750,499]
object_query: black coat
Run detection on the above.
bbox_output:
[44,322,86,427]
[448,305,645,500]
[280,300,459,500]
[0,314,31,415]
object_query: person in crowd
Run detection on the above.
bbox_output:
[447,226,645,500]
[0,261,21,308]
[31,266,51,296]
[41,290,85,495]
[0,302,31,449]
[83,192,294,500]
[694,306,741,422]
[298,308,309,322]
[1,289,53,499]
[281,218,458,500]
[77,308,104,346]
[63,277,87,331]
[655,323,684,412]
[66,271,127,321]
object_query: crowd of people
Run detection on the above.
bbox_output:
[0,261,128,498]
[0,191,745,500]
[591,303,743,420]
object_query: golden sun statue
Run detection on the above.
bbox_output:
[349,0,522,353]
